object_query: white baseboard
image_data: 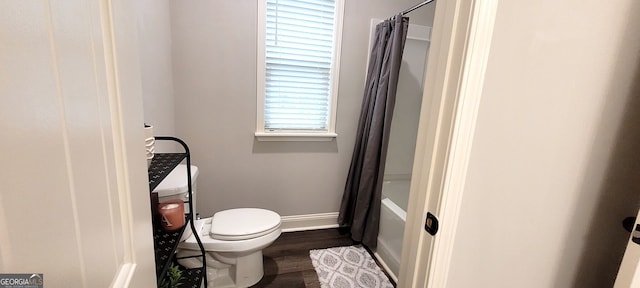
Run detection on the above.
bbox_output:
[373,251,399,284]
[280,212,339,232]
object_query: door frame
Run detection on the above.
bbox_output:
[103,0,158,286]
[398,0,499,287]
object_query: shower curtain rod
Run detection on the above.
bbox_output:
[401,0,436,15]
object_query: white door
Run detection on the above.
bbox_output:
[615,211,640,287]
[398,0,499,287]
[0,0,156,287]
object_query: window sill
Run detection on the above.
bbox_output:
[255,132,338,142]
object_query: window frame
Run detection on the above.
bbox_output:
[256,0,345,141]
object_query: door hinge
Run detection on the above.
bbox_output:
[425,212,439,236]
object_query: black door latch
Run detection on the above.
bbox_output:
[425,212,439,236]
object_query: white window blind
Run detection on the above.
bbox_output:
[263,0,338,132]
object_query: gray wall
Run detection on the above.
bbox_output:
[135,0,176,150]
[447,0,640,287]
[169,1,435,217]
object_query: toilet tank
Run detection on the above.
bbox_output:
[152,164,198,214]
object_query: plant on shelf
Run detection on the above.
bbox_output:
[159,263,183,288]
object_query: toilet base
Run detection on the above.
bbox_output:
[177,249,265,288]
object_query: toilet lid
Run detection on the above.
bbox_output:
[209,208,281,241]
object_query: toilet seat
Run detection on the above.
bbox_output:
[179,209,282,253]
[210,208,281,241]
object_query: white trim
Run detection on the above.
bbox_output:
[110,263,136,287]
[255,132,337,142]
[329,0,345,136]
[399,0,471,284]
[105,0,157,285]
[101,0,140,270]
[373,252,398,284]
[256,0,266,136]
[427,2,498,287]
[398,0,499,287]
[280,212,339,232]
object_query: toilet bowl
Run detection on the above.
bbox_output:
[177,208,282,288]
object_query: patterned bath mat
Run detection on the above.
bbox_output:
[310,245,393,288]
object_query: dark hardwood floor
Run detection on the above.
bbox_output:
[251,228,395,288]
[251,228,355,287]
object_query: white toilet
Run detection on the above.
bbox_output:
[154,164,199,214]
[154,164,281,288]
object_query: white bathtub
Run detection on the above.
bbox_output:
[376,178,411,282]
[382,178,410,211]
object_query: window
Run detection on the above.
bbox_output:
[256,0,344,141]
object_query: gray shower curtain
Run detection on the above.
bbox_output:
[338,15,409,249]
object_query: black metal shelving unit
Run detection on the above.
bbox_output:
[148,137,207,288]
